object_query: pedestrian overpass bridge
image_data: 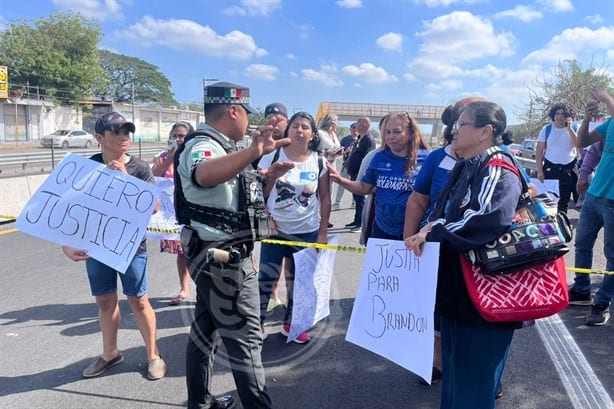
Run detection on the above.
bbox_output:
[315,101,446,143]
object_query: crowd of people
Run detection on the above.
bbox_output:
[59,82,612,409]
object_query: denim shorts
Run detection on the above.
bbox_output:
[86,252,148,297]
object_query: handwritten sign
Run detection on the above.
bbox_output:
[16,154,160,273]
[146,177,181,240]
[346,239,439,383]
[530,178,559,200]
[288,235,339,342]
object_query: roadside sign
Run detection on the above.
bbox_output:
[0,66,8,99]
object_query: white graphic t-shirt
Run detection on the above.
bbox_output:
[258,148,326,235]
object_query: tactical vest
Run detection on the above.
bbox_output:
[173,131,270,240]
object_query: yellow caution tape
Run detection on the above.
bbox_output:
[261,238,367,254]
[147,226,181,234]
[0,215,611,275]
[261,239,614,275]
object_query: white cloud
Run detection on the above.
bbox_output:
[222,0,281,17]
[52,0,125,20]
[415,11,516,64]
[425,79,463,92]
[376,32,404,52]
[405,57,464,79]
[494,5,543,22]
[286,53,296,60]
[412,0,482,7]
[523,27,614,64]
[585,14,604,25]
[221,6,247,16]
[116,16,268,60]
[537,0,573,12]
[244,64,279,81]
[336,0,363,8]
[302,65,343,87]
[342,63,398,83]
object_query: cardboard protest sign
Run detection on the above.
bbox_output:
[346,239,439,384]
[146,177,181,240]
[288,235,339,342]
[16,154,160,273]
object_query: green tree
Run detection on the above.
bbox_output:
[97,50,177,107]
[518,59,613,136]
[0,11,105,104]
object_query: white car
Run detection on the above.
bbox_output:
[40,129,97,149]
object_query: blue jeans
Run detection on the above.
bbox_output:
[573,193,614,307]
[259,230,319,325]
[440,317,514,409]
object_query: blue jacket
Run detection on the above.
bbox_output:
[427,147,524,329]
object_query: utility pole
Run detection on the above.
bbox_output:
[131,83,136,142]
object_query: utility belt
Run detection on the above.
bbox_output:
[181,226,254,294]
[180,225,253,262]
[544,158,577,171]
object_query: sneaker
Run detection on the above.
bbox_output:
[332,203,340,210]
[147,356,167,380]
[280,323,311,344]
[82,353,124,378]
[568,287,592,306]
[345,222,360,229]
[350,226,362,233]
[328,223,334,228]
[584,304,610,326]
[267,297,284,312]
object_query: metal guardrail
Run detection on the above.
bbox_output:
[0,146,165,169]
[0,145,166,178]
[516,156,538,175]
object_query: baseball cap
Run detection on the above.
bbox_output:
[204,81,256,114]
[95,111,136,135]
[264,102,288,118]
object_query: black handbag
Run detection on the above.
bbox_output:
[465,153,573,275]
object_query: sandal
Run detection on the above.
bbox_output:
[169,294,187,305]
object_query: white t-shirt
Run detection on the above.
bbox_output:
[537,124,577,164]
[258,149,327,235]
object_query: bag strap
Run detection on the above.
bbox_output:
[484,149,530,199]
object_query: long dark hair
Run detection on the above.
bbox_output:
[284,111,321,153]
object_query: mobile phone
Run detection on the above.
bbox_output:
[167,139,177,150]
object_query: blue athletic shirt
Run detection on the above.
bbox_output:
[361,148,429,237]
[588,117,614,199]
[413,145,457,225]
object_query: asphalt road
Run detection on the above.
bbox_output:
[0,197,612,409]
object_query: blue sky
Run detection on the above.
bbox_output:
[1,0,613,124]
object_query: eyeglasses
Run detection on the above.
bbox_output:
[452,121,476,132]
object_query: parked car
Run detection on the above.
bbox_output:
[518,139,538,159]
[40,129,96,149]
[508,143,522,156]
